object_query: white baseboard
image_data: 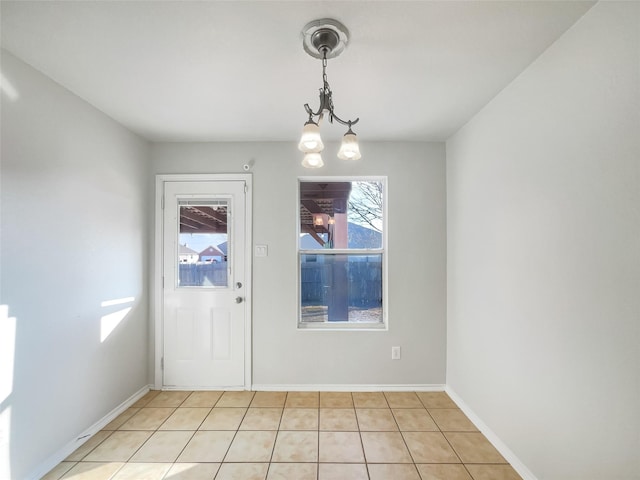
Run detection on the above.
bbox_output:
[251,384,446,392]
[161,386,245,391]
[27,384,151,480]
[445,386,538,480]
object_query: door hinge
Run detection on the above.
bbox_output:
[161,357,164,370]
[161,195,165,210]
[244,183,248,194]
[162,276,164,288]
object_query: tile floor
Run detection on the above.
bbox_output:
[43,391,523,480]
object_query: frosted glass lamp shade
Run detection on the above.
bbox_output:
[301,152,324,168]
[337,131,361,160]
[298,121,324,153]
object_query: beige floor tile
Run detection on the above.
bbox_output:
[356,408,398,431]
[317,463,368,480]
[129,431,194,463]
[444,432,506,464]
[65,431,113,461]
[384,392,423,408]
[199,407,247,430]
[416,464,472,480]
[318,431,364,463]
[159,408,210,430]
[119,408,175,430]
[392,409,439,432]
[83,431,152,462]
[319,409,358,431]
[285,391,319,408]
[240,408,283,430]
[42,461,76,480]
[60,462,124,480]
[216,390,255,407]
[319,392,353,408]
[360,431,413,463]
[102,408,140,430]
[215,463,269,480]
[146,391,191,408]
[111,462,172,480]
[251,391,287,408]
[163,462,221,480]
[402,431,461,463]
[225,430,277,462]
[465,464,523,480]
[267,463,317,480]
[280,408,318,430]
[176,430,235,462]
[131,390,161,408]
[416,392,457,409]
[368,463,421,480]
[181,391,223,407]
[429,409,478,432]
[272,431,318,462]
[352,392,388,408]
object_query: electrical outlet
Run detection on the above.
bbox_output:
[391,346,401,360]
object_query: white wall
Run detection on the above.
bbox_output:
[0,50,150,479]
[446,3,639,480]
[151,141,446,387]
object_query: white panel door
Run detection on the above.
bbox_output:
[163,180,246,388]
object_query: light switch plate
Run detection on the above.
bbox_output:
[391,346,401,360]
[255,245,268,257]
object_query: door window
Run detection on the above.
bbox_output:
[177,199,229,288]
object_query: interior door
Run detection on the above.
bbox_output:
[162,180,247,388]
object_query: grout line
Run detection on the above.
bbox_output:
[316,396,320,480]
[170,430,197,470]
[424,406,442,432]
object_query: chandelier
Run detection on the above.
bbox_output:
[298,19,361,168]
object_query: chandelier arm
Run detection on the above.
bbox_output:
[329,114,359,128]
[304,103,320,117]
[304,87,333,118]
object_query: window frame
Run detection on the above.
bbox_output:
[296,176,388,331]
[176,197,231,289]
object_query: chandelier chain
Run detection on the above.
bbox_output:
[321,50,336,122]
[322,53,329,89]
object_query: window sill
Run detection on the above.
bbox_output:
[297,321,387,331]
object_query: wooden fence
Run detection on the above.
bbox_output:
[179,262,228,287]
[301,260,382,308]
[179,260,382,309]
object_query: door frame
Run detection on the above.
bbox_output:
[153,173,253,390]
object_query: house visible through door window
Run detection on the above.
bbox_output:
[177,199,229,288]
[298,178,387,329]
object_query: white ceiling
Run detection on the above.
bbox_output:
[0,1,594,143]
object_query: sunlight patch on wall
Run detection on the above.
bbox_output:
[0,405,11,480]
[0,305,16,405]
[0,73,19,101]
[0,305,16,480]
[100,297,135,342]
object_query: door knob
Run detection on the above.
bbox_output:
[235,296,244,304]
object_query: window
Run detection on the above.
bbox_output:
[177,199,229,288]
[298,178,386,329]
